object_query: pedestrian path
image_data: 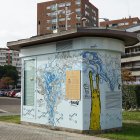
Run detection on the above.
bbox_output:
[0,121,109,140]
[0,108,19,116]
[0,109,8,113]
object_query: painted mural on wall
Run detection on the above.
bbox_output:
[82,51,121,130]
[82,51,121,91]
[22,49,121,130]
[36,51,82,126]
[89,71,101,130]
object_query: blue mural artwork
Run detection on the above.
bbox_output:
[82,51,120,91]
[43,69,63,125]
[37,51,82,126]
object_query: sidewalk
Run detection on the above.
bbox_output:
[0,121,109,140]
[0,109,19,116]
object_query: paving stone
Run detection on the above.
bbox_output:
[0,122,109,140]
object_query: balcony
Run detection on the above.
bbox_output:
[121,51,140,58]
[122,65,140,71]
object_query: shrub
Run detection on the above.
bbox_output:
[122,85,137,110]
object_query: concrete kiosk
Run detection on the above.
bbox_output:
[8,28,139,133]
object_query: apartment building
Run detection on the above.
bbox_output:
[37,0,98,35]
[121,24,140,84]
[100,17,140,29]
[0,48,21,87]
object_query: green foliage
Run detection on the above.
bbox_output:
[0,66,5,79]
[98,123,140,140]
[96,111,140,140]
[122,85,137,110]
[123,111,140,121]
[135,85,140,107]
[0,65,19,87]
[0,115,20,124]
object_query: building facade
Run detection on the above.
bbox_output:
[100,17,140,29]
[37,0,98,35]
[0,48,21,87]
[121,24,140,84]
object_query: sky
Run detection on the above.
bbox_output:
[0,0,140,48]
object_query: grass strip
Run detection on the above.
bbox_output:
[122,111,140,122]
[98,123,140,140]
[0,115,20,124]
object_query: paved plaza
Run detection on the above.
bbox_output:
[0,97,109,140]
[0,121,109,140]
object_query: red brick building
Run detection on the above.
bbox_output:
[100,17,140,29]
[37,0,98,35]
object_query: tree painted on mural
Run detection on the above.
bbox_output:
[82,51,121,130]
[89,71,101,130]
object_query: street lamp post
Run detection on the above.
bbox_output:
[65,6,74,30]
[81,17,87,27]
[54,4,74,32]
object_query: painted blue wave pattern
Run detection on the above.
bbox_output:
[43,68,63,125]
[82,51,119,91]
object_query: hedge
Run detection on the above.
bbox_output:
[122,85,140,110]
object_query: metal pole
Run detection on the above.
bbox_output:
[65,6,68,30]
[56,3,58,30]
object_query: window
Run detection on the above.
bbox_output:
[24,59,36,106]
[52,25,56,30]
[58,3,65,7]
[59,18,65,21]
[85,4,89,9]
[76,23,81,27]
[125,22,129,25]
[49,12,56,17]
[76,16,81,21]
[67,17,71,20]
[51,18,57,23]
[38,21,40,25]
[118,23,125,26]
[46,27,51,30]
[76,11,81,16]
[75,0,81,5]
[47,20,51,23]
[112,23,118,27]
[50,4,57,11]
[76,8,80,12]
[46,6,51,10]
[59,24,65,28]
[85,11,89,16]
[92,16,96,21]
[133,21,137,24]
[66,2,71,6]
[92,10,96,16]
[94,24,96,27]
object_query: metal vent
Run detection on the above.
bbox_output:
[56,40,73,51]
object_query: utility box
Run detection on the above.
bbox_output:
[7,28,138,132]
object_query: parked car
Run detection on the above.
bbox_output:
[9,90,17,97]
[14,92,21,98]
[0,91,4,96]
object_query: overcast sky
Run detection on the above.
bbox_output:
[0,0,140,48]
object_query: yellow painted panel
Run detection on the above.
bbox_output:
[66,70,81,100]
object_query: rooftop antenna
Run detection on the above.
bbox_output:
[126,0,131,18]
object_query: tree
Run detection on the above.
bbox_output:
[121,68,136,84]
[0,65,19,88]
[0,66,5,79]
[0,77,14,89]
